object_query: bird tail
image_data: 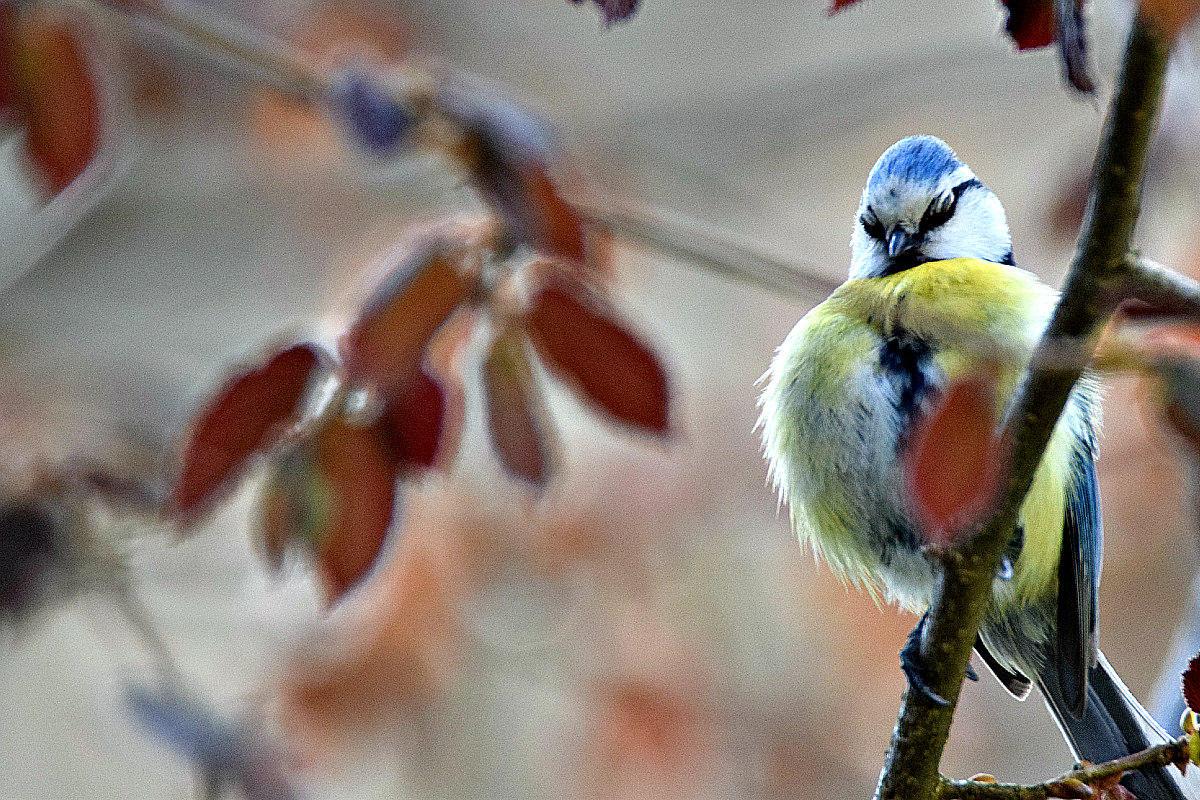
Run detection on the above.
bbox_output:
[1037,651,1199,800]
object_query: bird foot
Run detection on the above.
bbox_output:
[901,612,949,706]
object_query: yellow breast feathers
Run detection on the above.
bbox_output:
[761,258,1091,609]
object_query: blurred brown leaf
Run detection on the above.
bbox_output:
[260,413,400,603]
[521,166,589,266]
[483,326,557,489]
[902,372,1005,546]
[313,416,402,602]
[169,342,327,526]
[339,233,474,398]
[1001,0,1057,49]
[381,366,462,470]
[12,8,100,196]
[523,268,669,435]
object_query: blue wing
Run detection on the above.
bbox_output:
[1055,415,1102,718]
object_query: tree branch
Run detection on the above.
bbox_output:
[875,16,1170,800]
[75,0,837,302]
[1122,254,1200,321]
[941,736,1190,800]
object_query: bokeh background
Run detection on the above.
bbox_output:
[3,0,1200,797]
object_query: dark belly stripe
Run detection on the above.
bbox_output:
[878,332,934,426]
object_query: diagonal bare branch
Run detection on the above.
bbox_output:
[875,14,1171,800]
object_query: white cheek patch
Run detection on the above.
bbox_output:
[923,190,1011,264]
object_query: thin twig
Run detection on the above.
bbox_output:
[574,198,840,298]
[72,0,835,303]
[875,15,1171,800]
[941,737,1190,799]
[1122,254,1200,320]
[74,0,323,101]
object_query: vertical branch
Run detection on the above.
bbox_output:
[875,16,1170,800]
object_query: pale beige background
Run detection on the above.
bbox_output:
[2,0,1200,798]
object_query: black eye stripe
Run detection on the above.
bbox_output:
[860,208,886,241]
[860,178,983,243]
[919,178,982,233]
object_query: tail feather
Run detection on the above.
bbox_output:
[1038,652,1199,800]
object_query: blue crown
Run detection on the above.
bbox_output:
[866,136,962,192]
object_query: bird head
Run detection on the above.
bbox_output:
[849,136,1013,280]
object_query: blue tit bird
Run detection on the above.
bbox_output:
[759,135,1193,800]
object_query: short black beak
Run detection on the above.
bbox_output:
[887,228,914,258]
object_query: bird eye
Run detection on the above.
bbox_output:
[860,208,885,241]
[920,190,957,232]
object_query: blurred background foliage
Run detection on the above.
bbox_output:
[3,0,1200,798]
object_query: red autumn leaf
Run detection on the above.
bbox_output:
[1183,653,1200,714]
[828,0,863,11]
[999,0,1093,92]
[339,234,473,398]
[260,415,401,604]
[522,269,669,435]
[1000,0,1057,49]
[169,342,327,525]
[482,327,557,489]
[902,372,1006,547]
[12,9,100,196]
[381,366,463,470]
[314,416,402,602]
[521,166,588,267]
